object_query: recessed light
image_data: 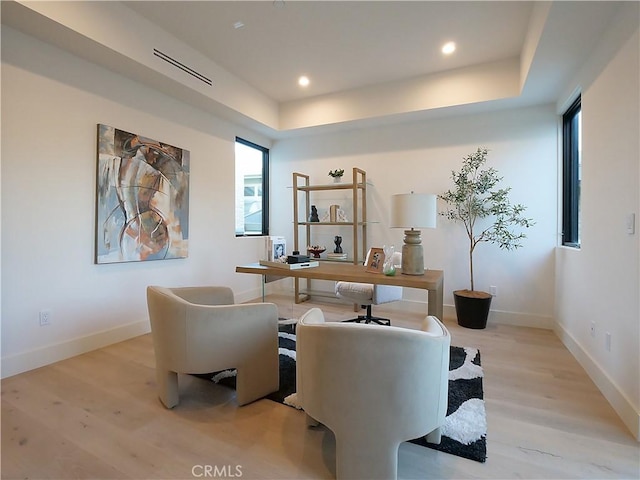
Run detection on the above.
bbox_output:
[233,21,245,29]
[298,76,310,87]
[442,42,456,55]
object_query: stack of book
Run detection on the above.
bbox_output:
[259,260,319,270]
[326,253,348,261]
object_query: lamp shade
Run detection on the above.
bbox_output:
[390,193,437,229]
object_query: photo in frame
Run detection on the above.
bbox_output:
[95,124,190,264]
[365,247,385,273]
[270,236,287,261]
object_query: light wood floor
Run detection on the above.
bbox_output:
[2,295,638,479]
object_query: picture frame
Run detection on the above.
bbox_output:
[266,236,286,261]
[95,124,190,264]
[273,239,286,261]
[365,247,385,273]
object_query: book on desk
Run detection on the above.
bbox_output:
[259,260,319,270]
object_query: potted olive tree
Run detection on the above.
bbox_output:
[439,147,533,329]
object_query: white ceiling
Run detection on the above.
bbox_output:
[122,1,622,109]
[1,1,626,136]
[125,1,534,103]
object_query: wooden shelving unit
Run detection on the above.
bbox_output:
[292,167,368,302]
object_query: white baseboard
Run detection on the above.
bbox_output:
[555,322,640,441]
[239,282,556,329]
[484,306,555,329]
[392,301,553,329]
[1,319,151,379]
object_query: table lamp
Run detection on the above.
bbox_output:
[390,192,437,275]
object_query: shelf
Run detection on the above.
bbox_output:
[297,221,376,226]
[295,182,367,192]
[287,181,373,190]
[292,167,369,302]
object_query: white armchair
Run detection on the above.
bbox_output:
[146,286,279,408]
[335,251,403,325]
[296,307,450,480]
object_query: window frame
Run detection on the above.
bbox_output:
[235,137,269,237]
[562,96,581,248]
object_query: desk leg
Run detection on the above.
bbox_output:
[427,278,444,321]
[261,275,266,302]
[294,278,310,304]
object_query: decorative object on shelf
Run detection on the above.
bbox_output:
[326,253,348,261]
[333,235,343,253]
[382,245,396,276]
[365,247,385,273]
[390,192,437,276]
[328,169,344,182]
[439,147,534,329]
[309,205,319,222]
[96,124,189,264]
[307,245,326,258]
[320,207,348,223]
[329,204,340,222]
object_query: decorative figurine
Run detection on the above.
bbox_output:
[309,205,319,222]
[333,235,343,253]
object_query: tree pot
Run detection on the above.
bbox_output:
[453,289,492,329]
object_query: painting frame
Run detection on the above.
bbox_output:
[365,247,385,273]
[95,124,190,264]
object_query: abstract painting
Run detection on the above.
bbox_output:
[96,124,189,264]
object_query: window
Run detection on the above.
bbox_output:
[235,138,269,236]
[562,96,581,247]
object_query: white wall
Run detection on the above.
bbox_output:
[0,26,270,377]
[271,105,558,328]
[555,6,639,440]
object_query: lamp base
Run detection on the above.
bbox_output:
[401,229,424,275]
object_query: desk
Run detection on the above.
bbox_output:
[236,262,444,321]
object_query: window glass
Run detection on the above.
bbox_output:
[562,96,581,247]
[235,138,269,236]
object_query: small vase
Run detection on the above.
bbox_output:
[333,176,342,183]
[383,245,396,276]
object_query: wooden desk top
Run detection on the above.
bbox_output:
[236,262,443,290]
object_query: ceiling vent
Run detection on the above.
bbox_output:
[153,48,213,86]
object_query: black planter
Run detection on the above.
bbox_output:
[453,290,492,329]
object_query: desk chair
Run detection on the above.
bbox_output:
[335,251,402,325]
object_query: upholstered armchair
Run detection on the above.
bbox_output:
[146,286,279,408]
[296,307,450,480]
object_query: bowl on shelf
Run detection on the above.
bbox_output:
[307,246,326,258]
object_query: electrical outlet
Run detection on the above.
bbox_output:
[39,310,52,326]
[590,321,596,338]
[605,332,611,352]
[490,285,497,297]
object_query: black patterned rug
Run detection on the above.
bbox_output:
[201,329,487,463]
